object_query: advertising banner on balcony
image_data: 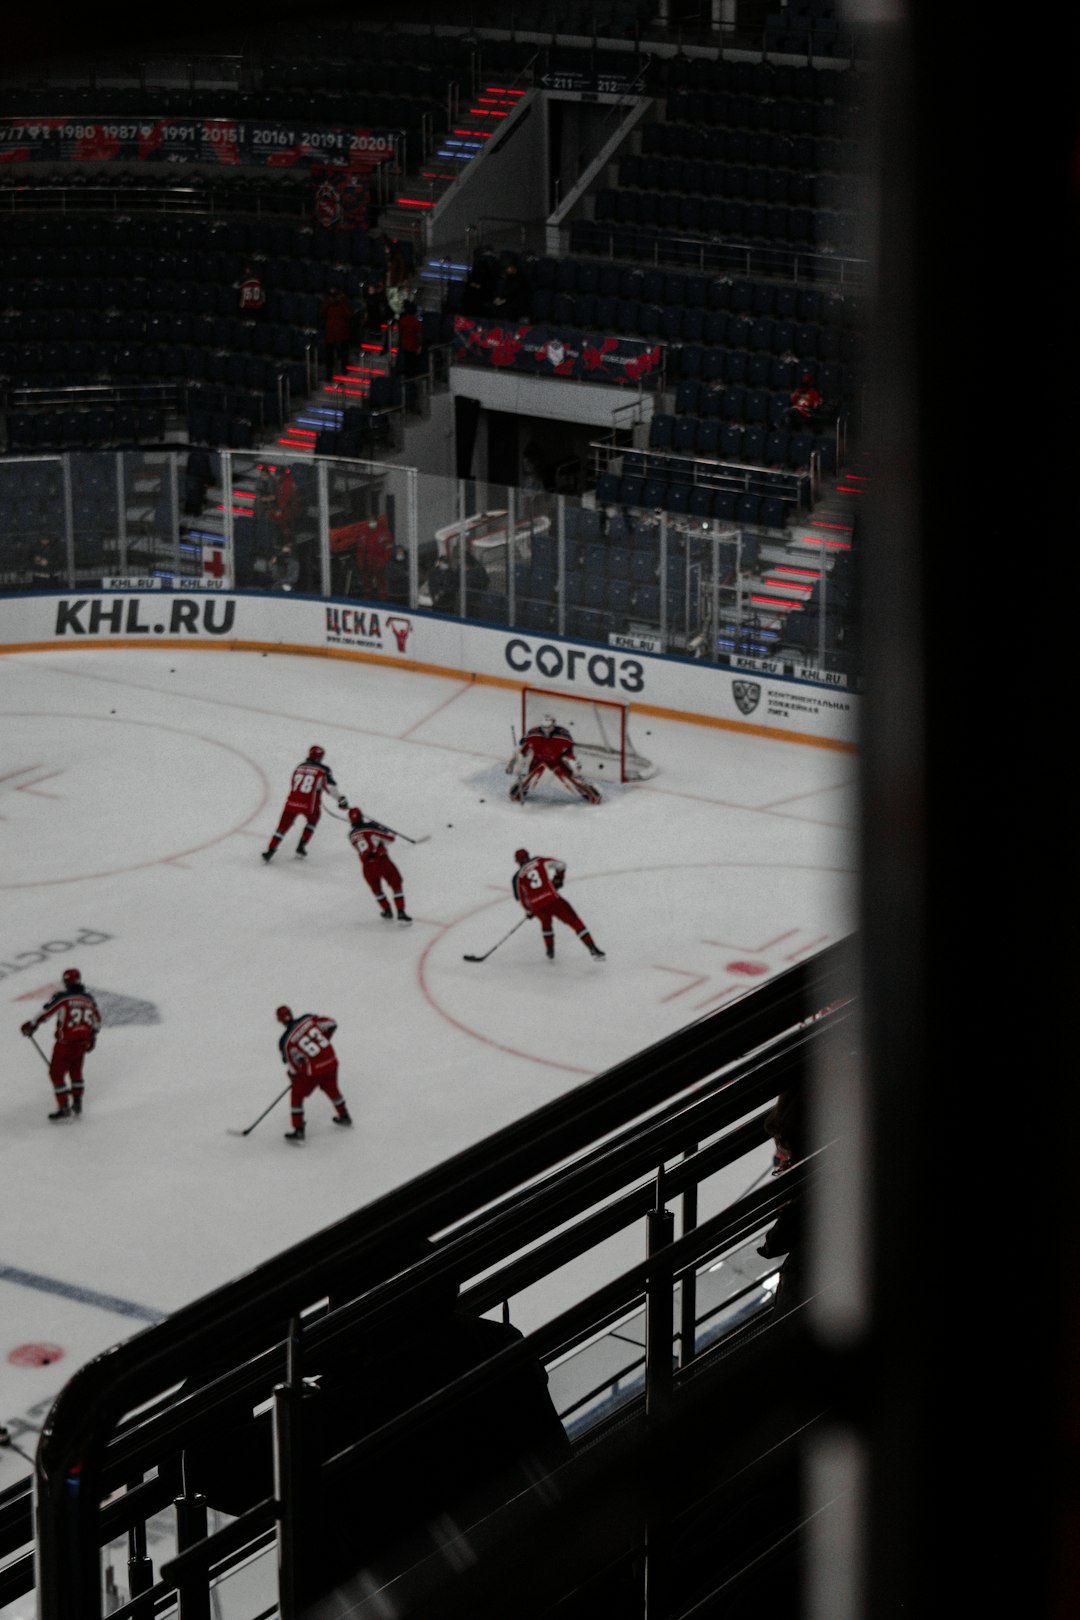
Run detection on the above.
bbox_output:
[0,117,396,171]
[453,316,663,389]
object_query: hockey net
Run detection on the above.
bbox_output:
[520,686,657,783]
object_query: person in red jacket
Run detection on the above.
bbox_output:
[21,967,102,1120]
[512,850,605,961]
[507,716,601,804]
[397,299,425,411]
[276,1007,352,1142]
[319,285,354,382]
[785,369,823,430]
[347,808,412,923]
[237,264,265,315]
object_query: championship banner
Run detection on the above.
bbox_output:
[0,117,396,172]
[453,316,663,389]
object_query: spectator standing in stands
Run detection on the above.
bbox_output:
[784,370,823,431]
[473,248,499,313]
[758,1088,807,1314]
[268,542,300,592]
[458,267,489,318]
[183,1241,572,1613]
[252,462,278,553]
[493,257,531,323]
[397,300,426,411]
[237,264,265,316]
[465,549,490,616]
[28,533,65,590]
[183,448,214,517]
[427,552,458,614]
[272,466,302,549]
[384,545,410,605]
[319,285,354,382]
[384,238,408,293]
[361,279,392,351]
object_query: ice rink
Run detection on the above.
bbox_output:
[0,642,858,1486]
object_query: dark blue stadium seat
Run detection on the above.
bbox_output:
[634,584,660,621]
[742,426,767,463]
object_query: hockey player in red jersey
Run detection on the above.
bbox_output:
[276,1006,352,1142]
[512,849,605,961]
[263,745,349,862]
[347,808,412,923]
[507,715,601,804]
[21,967,102,1120]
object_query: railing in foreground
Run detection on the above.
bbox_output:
[16,938,856,1619]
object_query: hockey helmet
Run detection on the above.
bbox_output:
[540,714,557,731]
[348,807,363,824]
[276,1005,293,1025]
[515,848,530,865]
[307,745,325,762]
[62,967,82,987]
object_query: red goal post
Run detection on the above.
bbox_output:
[520,686,657,783]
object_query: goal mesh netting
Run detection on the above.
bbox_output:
[520,687,657,782]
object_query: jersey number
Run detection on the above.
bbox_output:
[298,1028,330,1058]
[294,771,317,793]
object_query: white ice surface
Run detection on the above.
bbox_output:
[0,646,858,1486]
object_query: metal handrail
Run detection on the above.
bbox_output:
[31,939,854,1617]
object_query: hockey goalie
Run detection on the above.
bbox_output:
[506,714,602,805]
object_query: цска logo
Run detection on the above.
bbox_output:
[325,607,412,653]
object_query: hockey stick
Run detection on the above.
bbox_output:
[380,825,431,845]
[463,914,529,963]
[327,805,430,843]
[27,1033,50,1068]
[227,1084,291,1137]
[0,1424,35,1466]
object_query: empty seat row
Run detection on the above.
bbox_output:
[659,56,860,100]
[6,407,164,453]
[186,410,256,449]
[617,155,854,209]
[668,340,857,385]
[515,577,692,636]
[531,259,857,323]
[663,88,860,138]
[2,308,313,353]
[642,120,857,171]
[650,415,819,471]
[595,190,853,249]
[568,219,856,277]
[594,469,786,529]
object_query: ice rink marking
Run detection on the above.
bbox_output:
[0,711,270,888]
[0,1264,163,1324]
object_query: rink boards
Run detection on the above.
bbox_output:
[0,590,859,751]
